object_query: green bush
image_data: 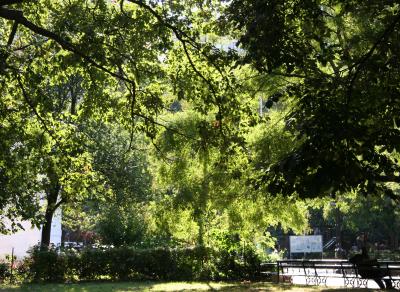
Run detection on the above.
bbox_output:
[173,246,208,280]
[26,247,69,282]
[79,248,110,280]
[24,245,262,282]
[0,262,9,281]
[240,246,262,279]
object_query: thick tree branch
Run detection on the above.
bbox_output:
[377,175,400,183]
[53,198,65,211]
[2,3,206,147]
[0,0,25,6]
[7,21,18,46]
[0,7,136,87]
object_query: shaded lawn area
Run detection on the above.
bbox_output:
[0,282,378,292]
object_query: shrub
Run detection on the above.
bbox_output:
[240,246,262,279]
[79,248,109,280]
[0,262,9,282]
[173,246,208,280]
[24,245,262,282]
[26,247,68,282]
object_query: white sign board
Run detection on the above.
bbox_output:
[290,235,322,253]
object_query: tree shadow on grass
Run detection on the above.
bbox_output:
[0,282,155,292]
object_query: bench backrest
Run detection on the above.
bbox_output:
[276,259,400,279]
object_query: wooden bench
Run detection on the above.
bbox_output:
[274,259,400,289]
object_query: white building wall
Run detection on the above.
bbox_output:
[0,209,61,258]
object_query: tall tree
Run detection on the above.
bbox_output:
[0,0,234,245]
[151,106,309,248]
[85,122,152,246]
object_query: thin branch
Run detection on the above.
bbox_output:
[16,74,58,141]
[133,110,196,140]
[126,0,199,49]
[269,71,307,79]
[345,12,400,152]
[117,64,137,150]
[180,39,217,98]
[328,60,340,78]
[151,139,175,163]
[123,0,236,144]
[12,43,31,51]
[347,12,400,98]
[125,0,220,99]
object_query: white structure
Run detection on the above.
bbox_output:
[0,209,61,258]
[290,235,323,254]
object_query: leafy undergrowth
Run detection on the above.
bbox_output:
[0,281,377,292]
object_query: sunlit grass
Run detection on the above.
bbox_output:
[0,281,378,291]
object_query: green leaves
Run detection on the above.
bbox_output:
[227,0,400,199]
[0,0,330,249]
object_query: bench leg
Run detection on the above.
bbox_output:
[356,278,368,288]
[317,276,327,286]
[383,279,393,289]
[306,275,318,286]
[348,278,358,288]
[372,278,385,290]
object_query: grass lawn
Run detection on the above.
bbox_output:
[0,281,379,292]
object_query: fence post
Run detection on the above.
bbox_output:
[10,247,14,283]
[277,261,280,283]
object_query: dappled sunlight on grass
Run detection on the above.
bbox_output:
[142,281,235,291]
[0,282,379,291]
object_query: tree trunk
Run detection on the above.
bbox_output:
[197,149,209,246]
[61,227,66,247]
[389,232,398,251]
[40,205,54,249]
[197,214,204,246]
[40,176,60,250]
[70,84,77,115]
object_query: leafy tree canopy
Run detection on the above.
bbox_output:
[226,0,400,199]
[0,0,242,233]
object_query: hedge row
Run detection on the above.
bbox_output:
[26,246,262,282]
